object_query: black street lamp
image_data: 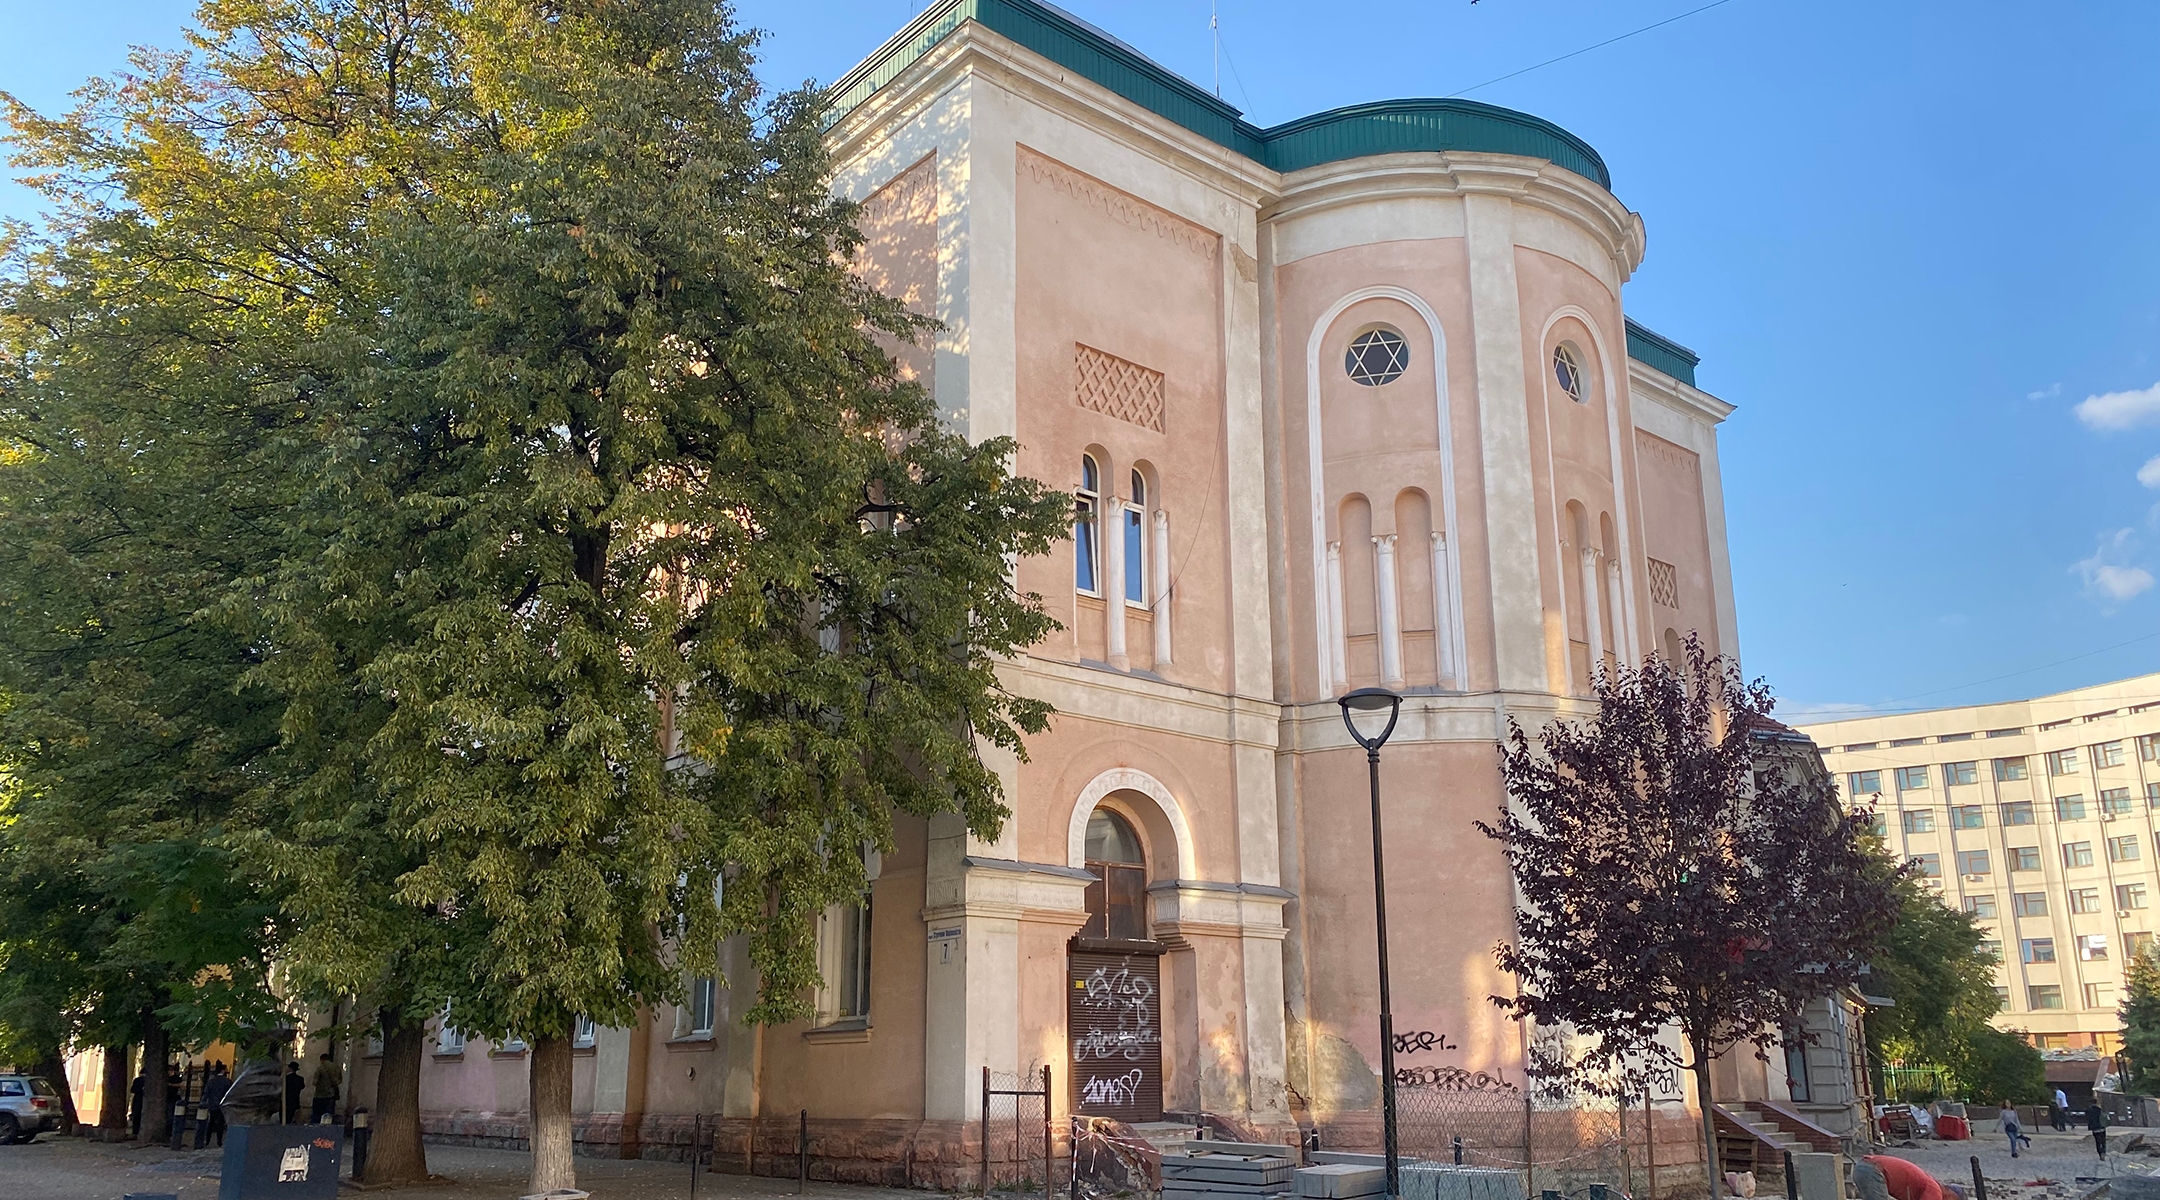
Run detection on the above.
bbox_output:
[1339,686,1404,1199]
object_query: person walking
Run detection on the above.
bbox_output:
[2002,1102,2031,1158]
[2050,1091,2066,1131]
[282,1061,304,1125]
[2089,1103,2109,1158]
[196,1063,229,1148]
[129,1071,146,1138]
[308,1052,340,1124]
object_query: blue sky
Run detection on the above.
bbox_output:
[6,0,2159,720]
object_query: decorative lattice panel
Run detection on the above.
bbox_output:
[1647,558,1680,608]
[1074,345,1165,433]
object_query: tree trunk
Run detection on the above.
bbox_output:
[1692,1053,1721,1200]
[30,1052,77,1128]
[140,1008,171,1144]
[360,1009,430,1184]
[527,1034,576,1194]
[100,1044,132,1131]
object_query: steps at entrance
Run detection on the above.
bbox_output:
[1130,1122,1209,1158]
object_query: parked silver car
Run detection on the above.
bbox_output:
[0,1075,62,1143]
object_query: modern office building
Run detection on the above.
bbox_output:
[1802,673,2160,1051]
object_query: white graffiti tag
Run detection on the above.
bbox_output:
[1073,966,1159,1062]
[1081,1069,1144,1108]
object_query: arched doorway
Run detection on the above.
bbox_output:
[1069,808,1164,1122]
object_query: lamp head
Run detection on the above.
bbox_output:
[1338,687,1402,751]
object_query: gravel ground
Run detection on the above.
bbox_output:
[0,1134,953,1200]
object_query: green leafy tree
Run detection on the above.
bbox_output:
[2123,948,2160,1096]
[250,2,1065,1190]
[1855,832,2008,1099]
[1960,1026,2046,1107]
[0,242,291,1139]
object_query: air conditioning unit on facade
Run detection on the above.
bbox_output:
[1965,874,1988,882]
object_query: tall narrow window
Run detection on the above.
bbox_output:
[1076,455,1101,594]
[1082,809,1148,941]
[817,900,873,1024]
[683,976,717,1036]
[1125,471,1147,605]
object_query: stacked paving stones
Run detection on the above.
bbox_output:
[1291,1155,1516,1200]
[1397,1164,1518,1200]
[1294,1163,1387,1200]
[1161,1142,1297,1200]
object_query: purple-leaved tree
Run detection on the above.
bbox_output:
[1479,638,1899,1200]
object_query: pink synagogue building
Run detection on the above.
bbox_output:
[325,0,1835,1181]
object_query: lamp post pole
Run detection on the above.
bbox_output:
[1340,687,1404,1200]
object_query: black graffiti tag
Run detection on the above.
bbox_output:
[1391,1030,1456,1055]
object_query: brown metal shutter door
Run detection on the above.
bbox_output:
[1068,949,1163,1122]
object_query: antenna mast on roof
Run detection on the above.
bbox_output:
[1212,1,1221,98]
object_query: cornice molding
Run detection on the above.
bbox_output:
[1264,152,1646,283]
[1628,357,1735,426]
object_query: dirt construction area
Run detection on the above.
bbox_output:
[0,1135,950,1200]
[1878,1125,2160,1200]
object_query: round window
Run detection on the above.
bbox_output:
[1345,328,1409,386]
[1553,344,1585,402]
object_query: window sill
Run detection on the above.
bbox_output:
[572,1043,597,1058]
[488,1048,528,1059]
[803,1020,871,1045]
[430,1051,465,1061]
[665,1034,718,1052]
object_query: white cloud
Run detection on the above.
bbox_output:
[2075,381,2160,431]
[2141,455,2160,489]
[2029,383,2062,401]
[2074,529,2156,605]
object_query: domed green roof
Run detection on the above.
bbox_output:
[829,0,1613,190]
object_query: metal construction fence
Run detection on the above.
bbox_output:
[983,1066,1054,1196]
[1397,1084,1668,1199]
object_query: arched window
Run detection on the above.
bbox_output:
[1553,343,1585,403]
[1125,470,1147,605]
[1082,809,1147,941]
[1076,455,1101,595]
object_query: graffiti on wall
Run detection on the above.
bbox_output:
[1081,1069,1145,1108]
[1072,965,1160,1064]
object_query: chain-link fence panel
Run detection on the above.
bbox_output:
[983,1067,1053,1195]
[1397,1082,1641,1199]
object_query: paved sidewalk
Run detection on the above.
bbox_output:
[0,1135,949,1200]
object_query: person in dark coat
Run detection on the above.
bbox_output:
[196,1064,229,1147]
[129,1071,146,1138]
[2089,1102,2109,1157]
[282,1062,304,1124]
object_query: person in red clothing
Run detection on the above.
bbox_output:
[1861,1155,1945,1200]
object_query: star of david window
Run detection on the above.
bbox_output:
[1553,343,1585,402]
[1345,328,1409,386]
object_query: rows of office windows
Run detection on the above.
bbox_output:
[1848,736,2159,799]
[1958,881,2153,916]
[2016,984,2118,1012]
[1871,786,2157,834]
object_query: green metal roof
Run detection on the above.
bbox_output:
[1624,319,1700,387]
[829,0,1715,381]
[826,0,1611,189]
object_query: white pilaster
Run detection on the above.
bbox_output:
[1373,534,1404,689]
[1105,497,1128,669]
[1152,509,1173,666]
[1432,532,1458,689]
[1325,541,1347,689]
[1463,194,1546,693]
[1606,557,1628,669]
[1581,546,1606,678]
